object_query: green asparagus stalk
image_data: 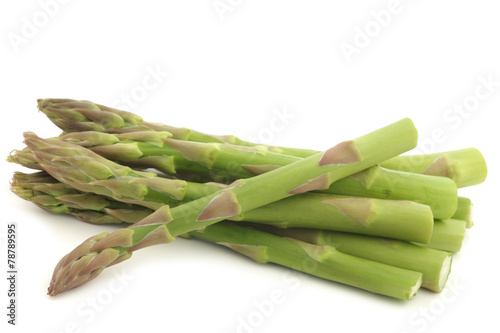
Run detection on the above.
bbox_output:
[38,98,318,158]
[452,197,473,228]
[189,222,423,300]
[11,171,434,243]
[414,219,466,253]
[257,227,451,292]
[322,165,457,220]
[379,148,487,188]
[236,193,433,243]
[25,118,419,296]
[9,144,457,220]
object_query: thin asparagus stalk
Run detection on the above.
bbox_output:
[9,144,457,220]
[452,196,473,228]
[256,227,451,292]
[24,118,419,296]
[414,219,466,253]
[189,222,423,300]
[11,171,434,243]
[379,148,487,188]
[38,98,318,158]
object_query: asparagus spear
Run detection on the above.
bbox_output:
[236,193,433,243]
[9,171,426,297]
[322,165,457,220]
[24,118,419,296]
[257,227,451,292]
[379,148,487,188]
[38,98,318,158]
[9,144,457,220]
[452,196,473,228]
[11,171,434,243]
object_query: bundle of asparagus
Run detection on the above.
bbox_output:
[8,99,487,300]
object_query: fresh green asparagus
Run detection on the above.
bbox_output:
[24,118,419,296]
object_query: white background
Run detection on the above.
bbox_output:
[1,1,499,332]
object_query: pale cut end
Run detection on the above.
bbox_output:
[319,140,361,166]
[408,275,423,300]
[197,190,241,221]
[288,174,331,194]
[322,198,375,227]
[422,254,452,293]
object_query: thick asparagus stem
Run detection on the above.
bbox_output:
[452,197,473,228]
[11,171,434,243]
[257,227,451,292]
[9,145,457,220]
[414,219,466,253]
[379,148,487,188]
[189,222,423,300]
[25,118,418,296]
[38,98,318,158]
